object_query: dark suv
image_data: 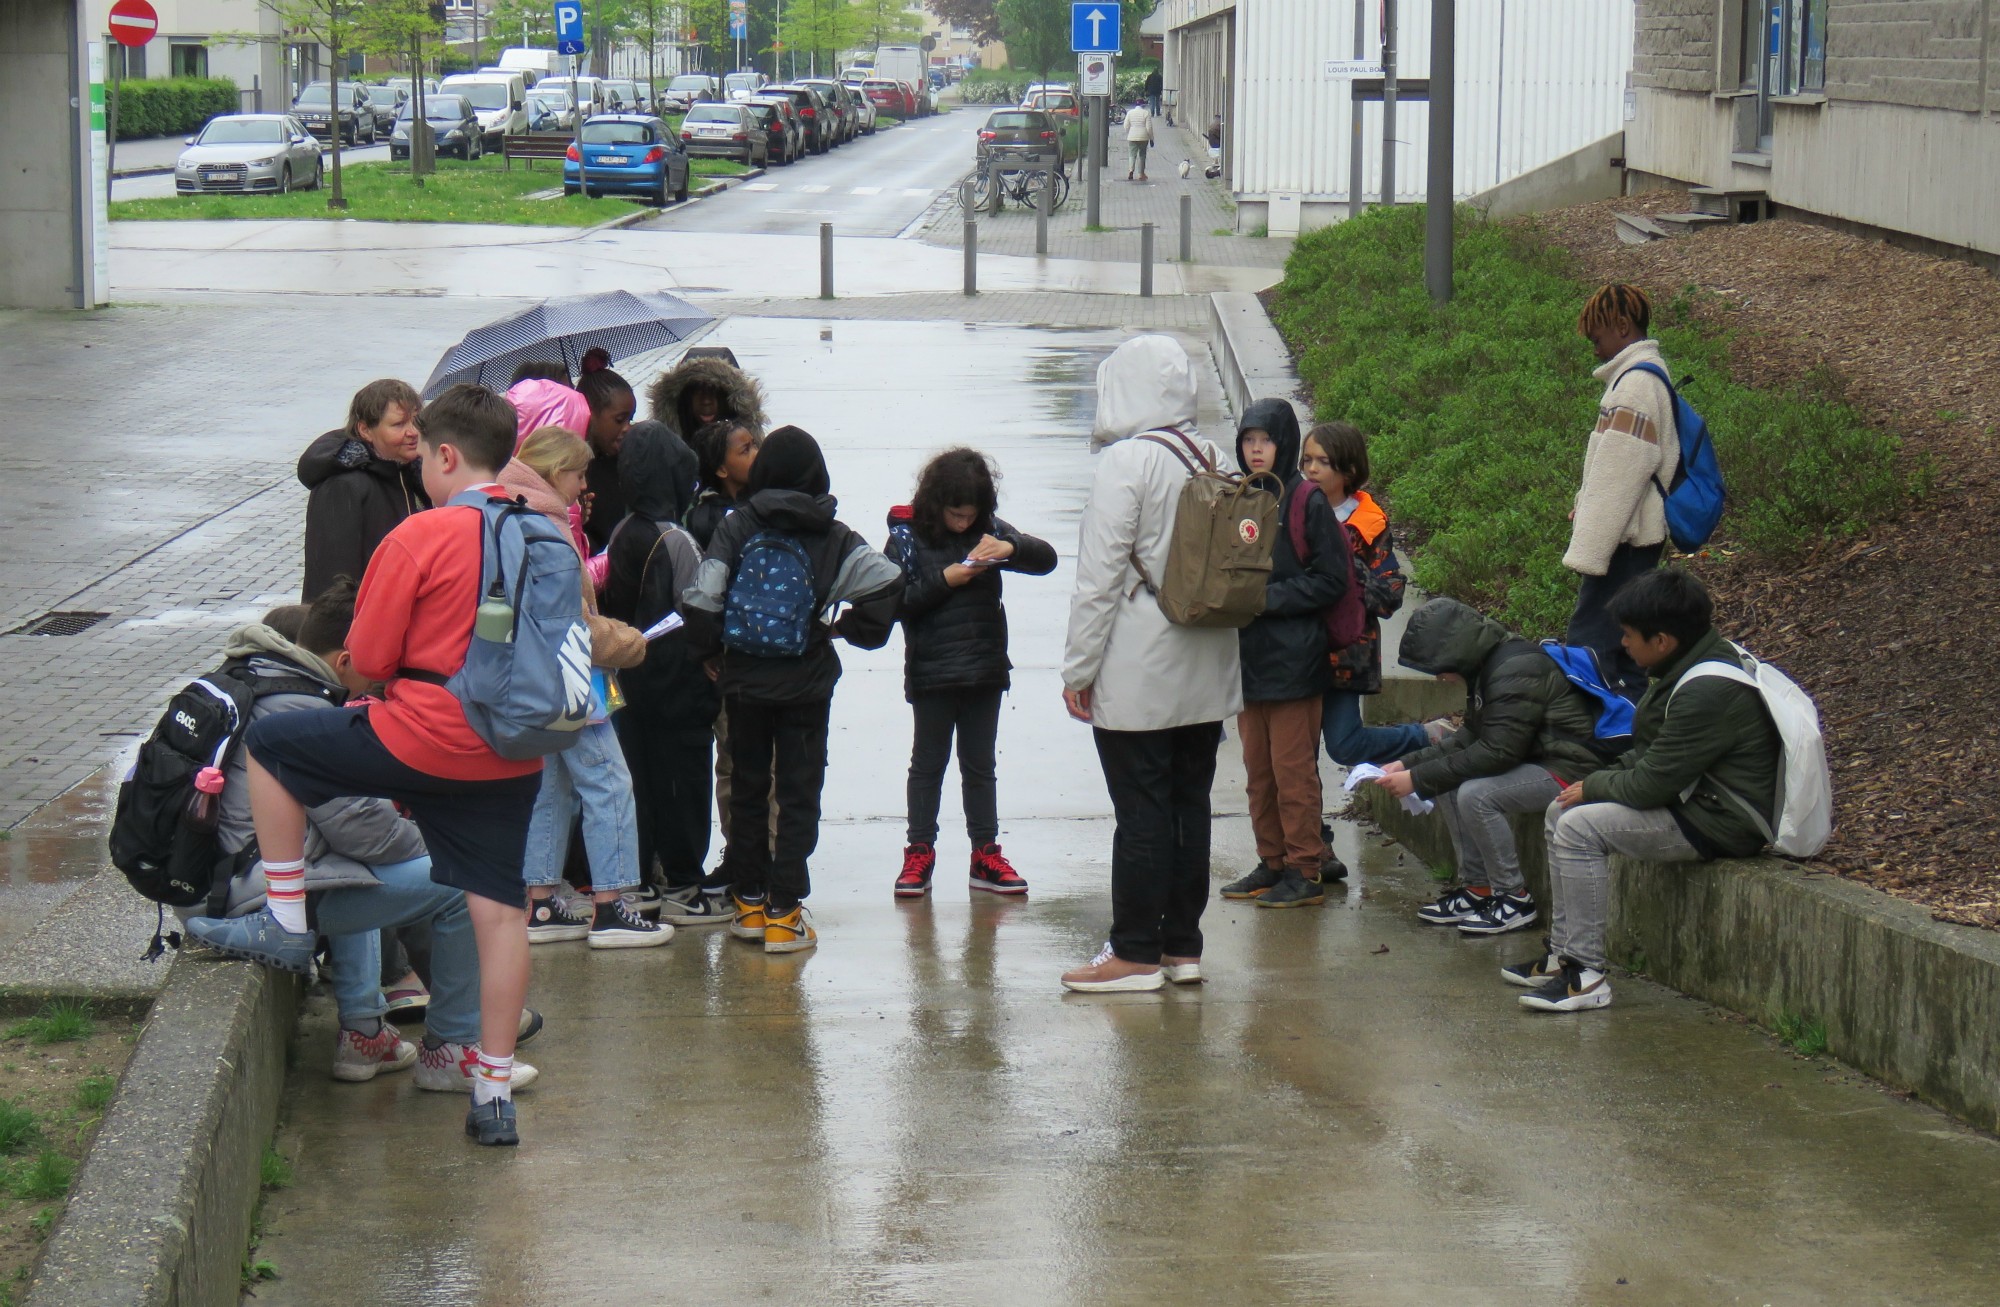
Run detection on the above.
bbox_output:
[764,84,834,154]
[976,109,1062,173]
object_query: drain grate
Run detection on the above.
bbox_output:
[9,610,112,637]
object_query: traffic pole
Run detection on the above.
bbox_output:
[963,215,978,295]
[1139,221,1154,297]
[1085,96,1102,228]
[1382,0,1399,205]
[1349,0,1366,218]
[1178,192,1192,261]
[1036,164,1051,254]
[1424,0,1455,303]
[819,221,834,299]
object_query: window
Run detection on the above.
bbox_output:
[1736,0,1826,96]
[108,42,146,79]
[170,43,208,79]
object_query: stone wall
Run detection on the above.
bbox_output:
[1633,0,1720,93]
[1825,0,1990,112]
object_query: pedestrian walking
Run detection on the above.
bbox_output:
[298,379,429,602]
[885,448,1057,900]
[1124,97,1154,181]
[1143,68,1163,118]
[1059,336,1242,992]
[1566,283,1679,698]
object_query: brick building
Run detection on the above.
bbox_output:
[1628,0,2000,261]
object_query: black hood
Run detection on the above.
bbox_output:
[619,420,697,522]
[749,425,831,498]
[749,489,837,535]
[298,429,406,490]
[1235,398,1303,487]
[1398,597,1510,677]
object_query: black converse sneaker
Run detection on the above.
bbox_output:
[1518,958,1614,1012]
[1416,886,1489,925]
[1500,939,1562,987]
[1456,891,1538,936]
[587,898,674,950]
[526,895,591,944]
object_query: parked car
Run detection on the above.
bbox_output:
[663,73,721,111]
[723,71,766,102]
[841,80,877,134]
[1020,82,1074,107]
[764,84,833,153]
[536,76,607,118]
[523,88,575,132]
[679,102,767,166]
[291,81,376,145]
[873,44,929,115]
[600,78,641,112]
[564,114,690,205]
[359,84,407,136]
[743,97,799,165]
[976,108,1062,173]
[497,47,559,85]
[438,72,528,148]
[388,94,482,160]
[383,76,439,99]
[1024,89,1080,124]
[798,78,860,143]
[861,77,910,119]
[175,113,323,193]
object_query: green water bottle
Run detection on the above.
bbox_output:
[474,582,514,644]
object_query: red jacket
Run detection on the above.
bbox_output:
[349,491,542,781]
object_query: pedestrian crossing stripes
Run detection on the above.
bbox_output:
[797,185,830,193]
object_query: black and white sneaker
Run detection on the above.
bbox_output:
[1416,886,1489,926]
[526,895,591,944]
[587,898,674,950]
[660,884,733,927]
[620,886,664,917]
[1518,959,1614,1012]
[1457,891,1538,936]
[1500,940,1562,988]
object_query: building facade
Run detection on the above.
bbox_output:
[85,0,297,108]
[1627,0,2000,259]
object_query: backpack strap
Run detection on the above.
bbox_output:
[1665,653,1777,843]
[1128,429,1208,594]
[1619,361,1687,501]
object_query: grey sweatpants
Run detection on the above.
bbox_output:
[1435,763,1564,894]
[1544,801,1701,969]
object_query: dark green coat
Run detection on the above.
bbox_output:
[1580,626,1781,857]
[1396,599,1606,796]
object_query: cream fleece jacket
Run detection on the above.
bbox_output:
[1564,339,1679,576]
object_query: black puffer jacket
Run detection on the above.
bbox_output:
[297,430,429,601]
[686,486,741,551]
[600,422,719,729]
[648,355,768,439]
[1396,598,1606,795]
[1235,398,1347,703]
[884,507,1057,701]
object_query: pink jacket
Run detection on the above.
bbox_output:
[505,379,592,448]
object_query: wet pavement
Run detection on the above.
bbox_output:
[249,318,2000,1307]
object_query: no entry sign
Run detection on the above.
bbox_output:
[108,0,159,47]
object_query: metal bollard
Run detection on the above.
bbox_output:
[819,222,834,300]
[1140,222,1155,297]
[963,218,978,296]
[1179,193,1193,262]
[960,178,974,212]
[1036,167,1051,254]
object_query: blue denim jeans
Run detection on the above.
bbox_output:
[316,857,481,1044]
[1322,690,1430,768]
[524,720,639,893]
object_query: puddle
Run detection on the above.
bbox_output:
[0,769,116,952]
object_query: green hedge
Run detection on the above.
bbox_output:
[112,77,239,140]
[960,65,1160,106]
[1271,205,1922,635]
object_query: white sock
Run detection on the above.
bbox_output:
[472,1050,513,1105]
[264,859,308,933]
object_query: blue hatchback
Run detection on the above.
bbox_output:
[564,114,691,206]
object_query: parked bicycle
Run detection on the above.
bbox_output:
[949,164,1069,214]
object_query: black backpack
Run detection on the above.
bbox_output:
[109,657,341,958]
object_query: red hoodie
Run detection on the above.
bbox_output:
[348,490,542,781]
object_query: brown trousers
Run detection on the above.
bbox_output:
[1238,697,1325,873]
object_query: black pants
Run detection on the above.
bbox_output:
[721,697,830,913]
[906,688,1004,847]
[1093,721,1223,965]
[613,712,714,892]
[1566,541,1664,699]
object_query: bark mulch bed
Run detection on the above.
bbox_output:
[1523,194,2000,927]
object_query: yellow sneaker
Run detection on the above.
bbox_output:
[762,904,818,954]
[728,895,767,941]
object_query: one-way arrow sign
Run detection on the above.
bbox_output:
[1071,1,1121,54]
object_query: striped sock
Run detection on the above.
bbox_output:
[471,1051,513,1106]
[264,859,308,933]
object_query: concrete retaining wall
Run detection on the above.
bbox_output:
[1357,786,2000,1133]
[26,960,300,1307]
[1209,289,1307,422]
[1471,132,1626,221]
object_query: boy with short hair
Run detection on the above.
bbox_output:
[1509,569,1780,1012]
[230,384,551,1145]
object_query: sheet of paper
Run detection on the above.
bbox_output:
[1342,763,1434,815]
[641,612,684,642]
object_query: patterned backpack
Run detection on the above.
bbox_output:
[721,530,820,656]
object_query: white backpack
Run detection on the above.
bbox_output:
[1670,643,1832,857]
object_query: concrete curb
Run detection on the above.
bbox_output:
[25,959,299,1307]
[580,165,763,235]
[1355,783,2000,1132]
[0,867,172,1018]
[1208,289,1306,422]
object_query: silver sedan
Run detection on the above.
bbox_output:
[175,115,324,194]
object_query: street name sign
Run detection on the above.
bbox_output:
[108,0,158,47]
[1323,58,1383,80]
[1071,2,1121,54]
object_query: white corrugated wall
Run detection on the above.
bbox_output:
[1226,0,1634,202]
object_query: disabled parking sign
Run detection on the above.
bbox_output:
[554,1,585,55]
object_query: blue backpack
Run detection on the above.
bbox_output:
[423,491,593,760]
[1625,361,1724,553]
[1539,641,1635,755]
[722,530,820,657]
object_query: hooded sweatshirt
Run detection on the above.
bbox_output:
[1328,491,1405,696]
[297,430,430,602]
[1062,335,1243,731]
[648,354,769,440]
[506,378,592,448]
[682,427,904,705]
[1394,598,1605,795]
[207,624,427,918]
[1234,397,1347,704]
[601,422,720,728]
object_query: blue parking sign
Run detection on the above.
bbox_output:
[554,1,585,55]
[1071,1,1120,54]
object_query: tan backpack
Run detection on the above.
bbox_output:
[1129,430,1276,628]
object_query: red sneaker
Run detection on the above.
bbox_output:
[969,843,1028,895]
[896,843,936,898]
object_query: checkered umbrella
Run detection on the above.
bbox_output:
[421,290,714,398]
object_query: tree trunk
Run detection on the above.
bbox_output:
[328,43,347,209]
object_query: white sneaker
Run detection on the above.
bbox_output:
[1518,961,1614,1012]
[413,1041,540,1092]
[1160,956,1204,984]
[330,1025,417,1082]
[620,886,664,917]
[660,884,734,926]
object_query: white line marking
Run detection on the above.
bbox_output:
[901,188,934,197]
[742,182,778,191]
[849,186,881,195]
[797,184,830,193]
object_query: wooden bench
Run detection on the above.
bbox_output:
[502,133,573,170]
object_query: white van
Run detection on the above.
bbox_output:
[498,48,560,86]
[873,45,929,116]
[439,72,528,147]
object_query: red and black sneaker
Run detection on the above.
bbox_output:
[969,843,1028,895]
[896,843,936,898]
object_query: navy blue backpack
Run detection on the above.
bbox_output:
[1540,641,1635,756]
[1625,361,1725,553]
[722,530,820,657]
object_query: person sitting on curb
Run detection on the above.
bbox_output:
[1507,569,1779,1012]
[1376,598,1607,937]
[1059,335,1242,993]
[185,579,543,1088]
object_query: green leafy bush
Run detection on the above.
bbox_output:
[111,76,239,141]
[1271,205,1916,635]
